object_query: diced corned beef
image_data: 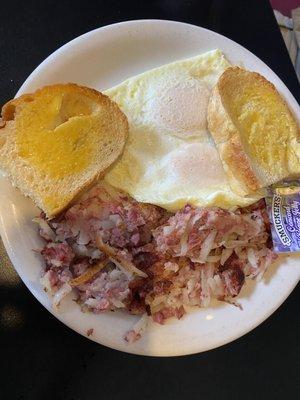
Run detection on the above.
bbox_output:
[109,227,130,248]
[124,329,141,343]
[47,269,59,287]
[86,298,111,312]
[72,259,89,277]
[164,261,179,272]
[58,268,73,284]
[124,314,149,343]
[87,328,94,337]
[131,233,140,246]
[124,208,145,230]
[131,280,152,299]
[133,252,159,271]
[127,299,147,315]
[131,242,156,255]
[153,306,186,324]
[41,242,74,268]
[153,279,172,295]
[127,278,154,314]
[219,252,242,272]
[221,267,245,297]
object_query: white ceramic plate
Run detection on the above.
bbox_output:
[1,20,299,356]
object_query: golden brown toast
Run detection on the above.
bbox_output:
[207,67,300,196]
[0,83,128,218]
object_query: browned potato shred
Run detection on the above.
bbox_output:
[69,260,108,287]
[95,235,147,278]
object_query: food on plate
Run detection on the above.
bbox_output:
[104,49,263,211]
[208,67,300,196]
[36,182,275,342]
[2,50,297,343]
[0,84,128,217]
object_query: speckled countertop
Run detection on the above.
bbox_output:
[0,239,20,286]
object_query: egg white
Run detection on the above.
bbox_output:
[104,49,263,211]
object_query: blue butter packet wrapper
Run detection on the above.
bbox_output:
[265,182,300,253]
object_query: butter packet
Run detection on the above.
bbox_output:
[265,181,300,253]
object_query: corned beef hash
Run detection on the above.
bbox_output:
[36,182,276,342]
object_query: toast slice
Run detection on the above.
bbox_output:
[0,83,128,218]
[207,67,300,196]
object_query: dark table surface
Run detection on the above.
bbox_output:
[1,1,299,399]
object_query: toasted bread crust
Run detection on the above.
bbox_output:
[0,83,128,218]
[207,80,260,195]
[2,94,35,122]
[208,66,300,195]
[220,136,260,193]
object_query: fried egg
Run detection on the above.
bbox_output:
[104,49,263,211]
